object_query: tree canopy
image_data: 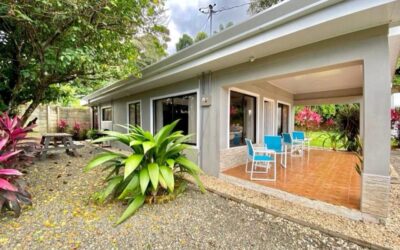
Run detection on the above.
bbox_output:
[0,0,169,123]
[175,34,194,51]
[247,0,284,15]
[194,31,208,43]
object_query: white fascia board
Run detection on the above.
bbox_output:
[83,0,342,103]
[84,0,398,104]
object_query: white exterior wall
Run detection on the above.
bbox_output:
[92,25,392,219]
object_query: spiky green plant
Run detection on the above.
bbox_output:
[84,120,205,225]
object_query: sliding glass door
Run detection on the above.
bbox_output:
[229,91,257,147]
[153,93,197,145]
[277,102,289,135]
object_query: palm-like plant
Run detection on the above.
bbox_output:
[84,120,205,225]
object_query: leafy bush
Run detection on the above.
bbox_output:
[84,121,205,225]
[354,136,363,175]
[86,129,100,140]
[336,104,360,151]
[318,131,342,151]
[0,113,37,168]
[57,119,68,133]
[0,136,32,216]
[295,106,322,130]
[71,122,87,140]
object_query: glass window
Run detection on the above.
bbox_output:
[128,102,141,127]
[229,91,257,147]
[153,93,197,145]
[277,102,289,135]
[92,106,99,129]
[102,107,112,121]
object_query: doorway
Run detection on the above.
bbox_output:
[263,99,274,136]
[277,102,290,135]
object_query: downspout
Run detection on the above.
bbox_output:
[198,72,205,168]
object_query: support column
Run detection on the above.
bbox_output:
[199,72,220,176]
[362,41,391,219]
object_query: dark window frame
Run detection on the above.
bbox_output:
[128,101,141,127]
[277,102,290,135]
[92,106,99,129]
[229,91,257,147]
[153,92,197,145]
[101,107,112,121]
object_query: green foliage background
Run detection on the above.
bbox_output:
[0,0,169,118]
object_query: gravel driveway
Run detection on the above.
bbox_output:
[0,145,365,249]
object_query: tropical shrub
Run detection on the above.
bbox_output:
[318,131,342,151]
[354,136,363,175]
[57,119,68,133]
[84,120,205,225]
[86,129,100,140]
[0,136,32,216]
[295,106,322,130]
[0,113,37,168]
[391,108,400,124]
[336,104,360,151]
[71,122,86,140]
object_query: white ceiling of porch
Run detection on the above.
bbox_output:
[267,64,363,94]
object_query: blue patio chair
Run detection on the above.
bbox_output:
[264,135,287,168]
[282,133,303,156]
[292,131,311,151]
[245,138,276,181]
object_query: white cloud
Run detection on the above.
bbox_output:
[166,21,180,54]
[164,0,250,55]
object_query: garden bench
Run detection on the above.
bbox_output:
[39,133,84,160]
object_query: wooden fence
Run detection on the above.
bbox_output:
[26,105,91,133]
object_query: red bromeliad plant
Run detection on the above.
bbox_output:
[0,136,32,216]
[295,106,322,130]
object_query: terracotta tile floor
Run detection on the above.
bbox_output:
[222,149,361,209]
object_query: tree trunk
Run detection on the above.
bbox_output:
[20,86,46,125]
[21,100,40,125]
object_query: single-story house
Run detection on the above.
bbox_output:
[82,0,400,221]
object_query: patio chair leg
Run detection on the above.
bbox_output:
[245,158,249,173]
[284,145,287,168]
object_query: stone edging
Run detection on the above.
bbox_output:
[184,177,391,250]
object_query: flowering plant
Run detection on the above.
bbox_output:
[391,109,400,122]
[57,119,68,132]
[295,107,322,129]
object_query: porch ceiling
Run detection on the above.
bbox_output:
[267,63,363,95]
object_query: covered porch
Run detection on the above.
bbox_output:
[222,149,361,209]
[218,60,365,213]
[201,25,398,220]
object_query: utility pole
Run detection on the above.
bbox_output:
[199,4,217,36]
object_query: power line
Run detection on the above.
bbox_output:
[199,2,251,36]
[199,4,217,36]
[216,2,251,12]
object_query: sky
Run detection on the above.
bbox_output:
[165,0,251,54]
